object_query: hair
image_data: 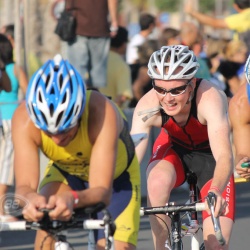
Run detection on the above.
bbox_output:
[235,0,250,9]
[0,33,14,64]
[223,40,248,60]
[2,24,14,39]
[110,26,128,48]
[137,39,159,65]
[160,27,180,46]
[205,35,229,58]
[139,13,155,31]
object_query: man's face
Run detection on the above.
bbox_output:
[152,78,194,115]
[43,124,79,147]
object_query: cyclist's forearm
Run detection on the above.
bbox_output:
[76,187,111,208]
[211,160,233,192]
[15,186,39,207]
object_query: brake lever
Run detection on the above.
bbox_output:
[206,192,226,246]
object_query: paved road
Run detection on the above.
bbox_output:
[0,182,250,250]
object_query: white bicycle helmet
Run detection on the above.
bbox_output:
[147,45,199,80]
[26,54,86,134]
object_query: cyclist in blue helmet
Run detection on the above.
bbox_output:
[26,54,86,134]
[229,54,250,182]
[12,54,140,250]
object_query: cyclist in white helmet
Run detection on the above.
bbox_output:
[131,45,234,250]
[229,54,250,180]
[12,54,140,250]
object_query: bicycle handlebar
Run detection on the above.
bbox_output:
[206,192,226,246]
[140,202,206,216]
[0,203,116,250]
[0,218,106,231]
[140,192,225,246]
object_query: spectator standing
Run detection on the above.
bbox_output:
[65,0,118,88]
[228,55,250,180]
[126,13,156,82]
[0,34,28,218]
[185,0,250,52]
[99,26,133,108]
[1,24,42,79]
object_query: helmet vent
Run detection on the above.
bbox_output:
[64,106,74,125]
[74,105,80,115]
[62,92,67,104]
[50,87,55,95]
[41,112,48,126]
[38,92,42,102]
[45,74,51,87]
[59,74,63,88]
[49,104,54,116]
[185,67,196,76]
[56,112,63,126]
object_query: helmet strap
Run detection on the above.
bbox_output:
[186,84,194,104]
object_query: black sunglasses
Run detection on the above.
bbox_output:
[152,79,193,97]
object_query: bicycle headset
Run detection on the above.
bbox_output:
[26,54,86,134]
[147,45,200,80]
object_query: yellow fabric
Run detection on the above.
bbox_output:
[99,51,133,104]
[39,90,141,245]
[41,90,130,181]
[225,8,250,39]
[40,155,141,246]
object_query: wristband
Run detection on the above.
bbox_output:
[110,26,118,32]
[209,186,221,194]
[71,190,79,208]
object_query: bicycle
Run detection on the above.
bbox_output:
[140,172,225,250]
[0,202,116,250]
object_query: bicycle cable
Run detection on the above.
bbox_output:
[40,233,74,250]
[153,214,171,246]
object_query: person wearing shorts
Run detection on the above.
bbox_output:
[12,54,140,250]
[130,45,235,250]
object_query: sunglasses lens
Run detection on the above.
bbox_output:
[154,86,166,95]
[170,85,187,96]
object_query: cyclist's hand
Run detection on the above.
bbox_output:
[22,193,47,222]
[46,192,74,221]
[206,191,228,217]
[236,157,250,178]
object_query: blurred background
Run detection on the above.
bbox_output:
[0,0,234,80]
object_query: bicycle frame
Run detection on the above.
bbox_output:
[140,172,225,250]
[169,172,204,250]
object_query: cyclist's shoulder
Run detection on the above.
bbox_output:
[197,79,227,108]
[132,89,162,127]
[229,84,250,120]
[13,101,27,120]
[12,101,41,143]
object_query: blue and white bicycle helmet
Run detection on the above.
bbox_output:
[26,54,86,134]
[147,45,199,80]
[244,53,250,103]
